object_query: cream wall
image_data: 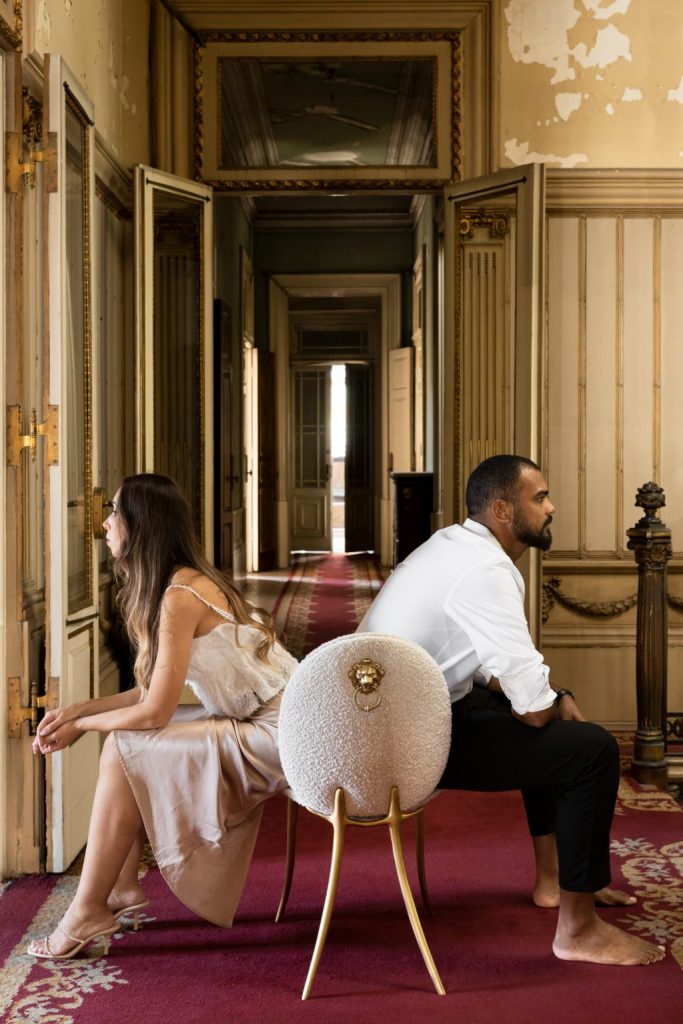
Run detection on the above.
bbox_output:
[29,0,151,168]
[501,0,683,170]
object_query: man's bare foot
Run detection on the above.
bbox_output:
[533,882,637,909]
[553,917,665,966]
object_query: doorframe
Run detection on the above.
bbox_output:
[270,273,401,567]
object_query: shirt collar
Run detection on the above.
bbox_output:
[462,517,507,554]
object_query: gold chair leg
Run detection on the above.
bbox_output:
[275,797,299,923]
[387,788,445,996]
[415,807,432,915]
[301,788,346,1001]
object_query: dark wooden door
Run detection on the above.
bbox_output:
[214,300,234,572]
[257,349,277,570]
[345,364,374,552]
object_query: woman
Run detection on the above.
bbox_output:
[29,473,297,959]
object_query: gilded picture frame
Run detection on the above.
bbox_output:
[195,31,461,191]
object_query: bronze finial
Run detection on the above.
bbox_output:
[634,481,666,528]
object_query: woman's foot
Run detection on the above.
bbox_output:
[28,907,117,959]
[107,885,149,930]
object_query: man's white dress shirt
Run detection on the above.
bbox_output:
[357,519,556,716]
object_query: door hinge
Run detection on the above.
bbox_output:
[8,678,47,737]
[7,405,59,466]
[6,130,58,193]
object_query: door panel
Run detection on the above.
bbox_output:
[214,299,233,571]
[345,364,374,552]
[388,348,415,474]
[44,55,98,870]
[134,166,214,554]
[257,350,277,571]
[444,164,546,639]
[291,367,331,551]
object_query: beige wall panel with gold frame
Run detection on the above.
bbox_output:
[543,169,683,729]
[43,54,99,872]
[133,165,214,558]
[0,46,9,879]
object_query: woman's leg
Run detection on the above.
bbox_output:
[107,825,148,914]
[29,734,143,956]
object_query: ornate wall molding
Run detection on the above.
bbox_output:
[547,169,683,210]
[542,576,637,623]
[542,575,683,623]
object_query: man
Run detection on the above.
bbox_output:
[358,455,664,966]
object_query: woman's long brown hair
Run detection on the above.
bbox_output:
[114,473,277,693]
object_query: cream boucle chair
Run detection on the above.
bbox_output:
[277,632,452,999]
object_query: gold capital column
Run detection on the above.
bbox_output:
[626,483,672,790]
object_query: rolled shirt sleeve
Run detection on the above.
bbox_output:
[445,562,556,716]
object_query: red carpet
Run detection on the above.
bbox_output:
[273,553,384,659]
[2,779,681,1024]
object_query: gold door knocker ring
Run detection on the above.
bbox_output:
[348,659,385,712]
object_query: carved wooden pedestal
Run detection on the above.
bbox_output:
[626,483,672,790]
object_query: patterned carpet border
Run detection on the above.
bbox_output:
[273,553,386,660]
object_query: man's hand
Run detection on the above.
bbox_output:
[556,694,587,722]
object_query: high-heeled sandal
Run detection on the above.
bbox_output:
[112,900,150,931]
[28,920,118,960]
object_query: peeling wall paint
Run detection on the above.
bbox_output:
[37,0,150,168]
[502,0,683,168]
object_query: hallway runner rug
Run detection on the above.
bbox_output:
[272,552,385,660]
[1,777,681,1024]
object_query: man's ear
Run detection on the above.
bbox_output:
[491,498,513,524]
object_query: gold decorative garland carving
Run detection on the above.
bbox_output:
[542,575,683,623]
[193,30,461,190]
[0,0,22,49]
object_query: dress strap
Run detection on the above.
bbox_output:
[165,583,232,620]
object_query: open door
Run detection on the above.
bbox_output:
[443,164,545,639]
[291,366,332,552]
[244,347,278,571]
[134,166,214,555]
[43,56,100,871]
[345,364,374,552]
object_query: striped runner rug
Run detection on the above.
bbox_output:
[272,552,385,660]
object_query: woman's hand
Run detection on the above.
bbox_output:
[34,718,83,755]
[33,705,82,755]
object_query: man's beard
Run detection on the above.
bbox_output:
[512,507,553,552]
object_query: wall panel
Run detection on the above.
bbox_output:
[546,216,580,551]
[584,218,617,553]
[622,218,654,543]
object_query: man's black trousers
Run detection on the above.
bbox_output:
[438,687,621,893]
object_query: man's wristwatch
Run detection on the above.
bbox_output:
[555,688,575,702]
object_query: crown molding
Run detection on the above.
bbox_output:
[547,169,683,211]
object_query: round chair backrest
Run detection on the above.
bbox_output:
[279,632,452,818]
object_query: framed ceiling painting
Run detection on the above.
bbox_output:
[196,32,461,190]
[0,0,21,49]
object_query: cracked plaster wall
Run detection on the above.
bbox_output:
[36,0,150,168]
[502,0,683,168]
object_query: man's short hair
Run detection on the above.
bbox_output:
[465,454,540,516]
